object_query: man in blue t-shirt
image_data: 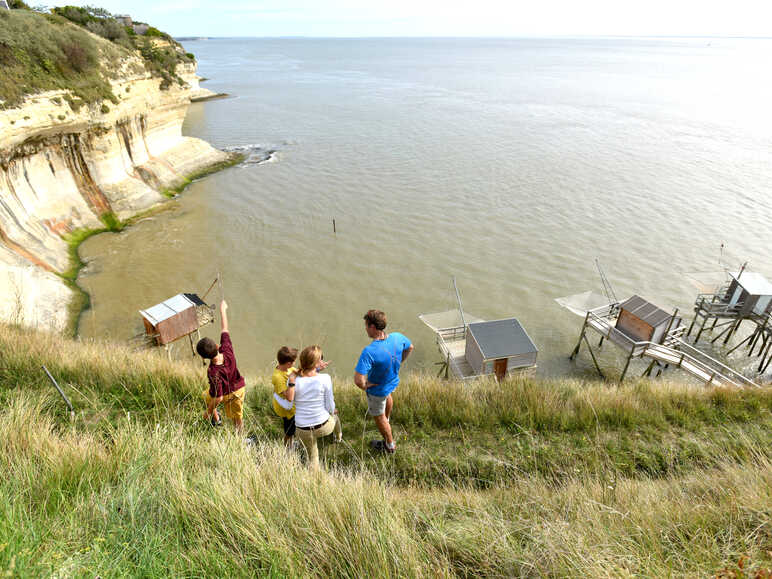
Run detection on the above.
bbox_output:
[354,309,413,454]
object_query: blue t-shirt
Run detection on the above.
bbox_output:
[355,332,412,397]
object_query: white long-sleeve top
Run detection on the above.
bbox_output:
[293,373,336,428]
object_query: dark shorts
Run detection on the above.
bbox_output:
[282,416,296,437]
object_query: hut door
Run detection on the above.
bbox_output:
[494,358,508,382]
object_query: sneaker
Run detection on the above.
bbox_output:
[245,435,257,447]
[210,415,222,427]
[370,439,395,454]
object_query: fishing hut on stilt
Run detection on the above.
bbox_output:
[557,262,761,388]
[134,276,223,358]
[138,293,215,358]
[685,267,772,374]
[419,279,538,381]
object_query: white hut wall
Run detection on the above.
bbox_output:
[465,334,485,374]
[754,295,772,316]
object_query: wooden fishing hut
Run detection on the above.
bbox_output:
[560,290,760,387]
[686,270,772,374]
[419,279,538,381]
[465,319,538,381]
[139,293,214,351]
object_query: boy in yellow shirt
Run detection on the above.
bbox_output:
[272,346,298,447]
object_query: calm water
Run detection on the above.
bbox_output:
[78,37,772,379]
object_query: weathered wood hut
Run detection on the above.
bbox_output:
[614,295,681,345]
[464,318,538,381]
[139,293,213,346]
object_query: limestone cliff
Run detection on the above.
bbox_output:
[0,37,233,331]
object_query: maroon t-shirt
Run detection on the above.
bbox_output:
[208,332,245,397]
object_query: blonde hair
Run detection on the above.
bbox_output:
[299,345,322,374]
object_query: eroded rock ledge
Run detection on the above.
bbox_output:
[0,59,234,331]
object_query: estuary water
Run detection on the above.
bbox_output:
[78,37,772,378]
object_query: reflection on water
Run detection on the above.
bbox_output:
[78,38,772,379]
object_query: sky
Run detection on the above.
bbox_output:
[48,0,772,38]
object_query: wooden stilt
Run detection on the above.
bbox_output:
[727,332,754,355]
[694,315,710,343]
[582,334,605,379]
[619,350,633,383]
[598,336,604,348]
[722,319,741,345]
[570,314,589,360]
[686,304,700,337]
[760,341,772,373]
[642,359,657,377]
[710,321,735,344]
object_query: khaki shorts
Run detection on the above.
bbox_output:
[366,393,388,416]
[203,386,246,421]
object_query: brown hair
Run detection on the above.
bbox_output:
[277,346,298,365]
[363,309,387,331]
[196,337,218,359]
[298,345,322,374]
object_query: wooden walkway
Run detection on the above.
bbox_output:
[573,308,760,388]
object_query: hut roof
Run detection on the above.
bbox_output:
[731,272,772,296]
[139,294,196,326]
[467,318,537,360]
[619,295,672,327]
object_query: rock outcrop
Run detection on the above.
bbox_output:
[0,47,232,331]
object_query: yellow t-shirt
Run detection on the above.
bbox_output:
[271,366,297,418]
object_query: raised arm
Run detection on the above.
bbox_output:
[219,300,229,334]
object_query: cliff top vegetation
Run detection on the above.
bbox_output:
[0,6,193,110]
[0,322,770,576]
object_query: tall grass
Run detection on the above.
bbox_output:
[0,11,125,108]
[0,323,770,576]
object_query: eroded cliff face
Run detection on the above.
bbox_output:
[0,55,231,331]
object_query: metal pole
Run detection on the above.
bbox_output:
[452,277,466,328]
[42,365,75,419]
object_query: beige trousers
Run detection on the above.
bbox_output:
[296,415,342,470]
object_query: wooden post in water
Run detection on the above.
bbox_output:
[332,218,336,233]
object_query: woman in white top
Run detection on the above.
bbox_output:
[286,345,342,470]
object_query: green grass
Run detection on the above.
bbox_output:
[0,8,197,109]
[0,323,770,576]
[0,10,124,109]
[160,153,246,197]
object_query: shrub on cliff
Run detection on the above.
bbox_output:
[53,5,194,90]
[0,10,120,108]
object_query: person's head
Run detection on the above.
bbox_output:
[196,337,219,359]
[276,346,298,367]
[298,345,322,374]
[363,309,387,338]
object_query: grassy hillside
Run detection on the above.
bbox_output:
[0,9,127,109]
[0,7,193,110]
[0,323,770,576]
